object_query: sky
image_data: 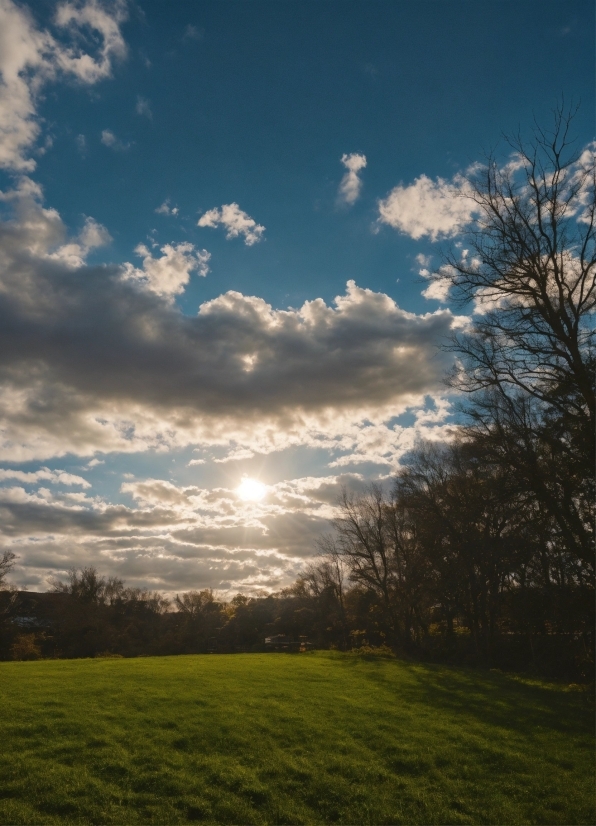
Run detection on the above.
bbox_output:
[0,0,593,597]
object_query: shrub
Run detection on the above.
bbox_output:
[11,634,42,661]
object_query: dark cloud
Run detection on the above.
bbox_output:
[0,201,458,460]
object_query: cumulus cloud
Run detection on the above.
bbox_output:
[0,0,127,171]
[0,178,463,464]
[198,203,265,246]
[421,277,452,302]
[378,172,477,241]
[122,241,210,297]
[338,152,367,205]
[0,176,110,267]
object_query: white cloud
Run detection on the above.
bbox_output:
[198,203,265,246]
[0,0,127,171]
[100,128,130,151]
[421,278,451,303]
[53,0,127,82]
[122,241,210,297]
[0,176,110,267]
[53,216,112,267]
[378,172,477,241]
[155,199,179,216]
[338,152,367,205]
[0,467,90,486]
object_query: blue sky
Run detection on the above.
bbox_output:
[0,0,593,596]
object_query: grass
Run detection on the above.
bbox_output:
[0,652,593,825]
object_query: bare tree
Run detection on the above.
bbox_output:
[0,551,16,590]
[433,105,595,567]
[304,536,350,648]
[437,104,595,427]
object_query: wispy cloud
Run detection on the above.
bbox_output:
[101,129,131,151]
[338,152,367,205]
[198,203,265,245]
[135,95,152,119]
[183,24,204,41]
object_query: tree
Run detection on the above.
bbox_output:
[330,485,435,650]
[0,550,16,590]
[433,105,595,568]
[0,551,18,657]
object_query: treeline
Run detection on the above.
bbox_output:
[1,568,306,661]
[306,108,594,680]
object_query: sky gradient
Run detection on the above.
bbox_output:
[0,0,593,596]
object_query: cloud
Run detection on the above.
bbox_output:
[338,152,367,205]
[378,172,477,241]
[183,24,203,41]
[135,95,152,119]
[421,278,452,303]
[122,241,210,297]
[0,180,461,471]
[0,467,90,486]
[0,470,351,595]
[198,203,265,246]
[0,0,127,171]
[100,128,130,151]
[155,199,179,216]
[0,176,111,267]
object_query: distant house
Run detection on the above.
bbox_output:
[10,591,62,630]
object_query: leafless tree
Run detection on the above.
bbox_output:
[433,105,595,567]
[437,104,595,426]
[0,551,16,590]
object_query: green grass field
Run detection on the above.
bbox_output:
[0,652,593,825]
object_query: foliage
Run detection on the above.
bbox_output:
[10,633,42,661]
[347,643,396,658]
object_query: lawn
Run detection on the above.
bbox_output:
[0,652,593,825]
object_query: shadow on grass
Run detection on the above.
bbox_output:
[338,655,591,739]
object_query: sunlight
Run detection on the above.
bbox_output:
[236,477,267,502]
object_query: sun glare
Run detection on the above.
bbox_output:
[236,477,267,501]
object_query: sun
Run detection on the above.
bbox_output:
[236,477,267,502]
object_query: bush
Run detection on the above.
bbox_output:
[11,634,42,661]
[348,644,395,658]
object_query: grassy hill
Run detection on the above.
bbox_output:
[0,652,593,824]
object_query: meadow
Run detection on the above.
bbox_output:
[0,652,593,825]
